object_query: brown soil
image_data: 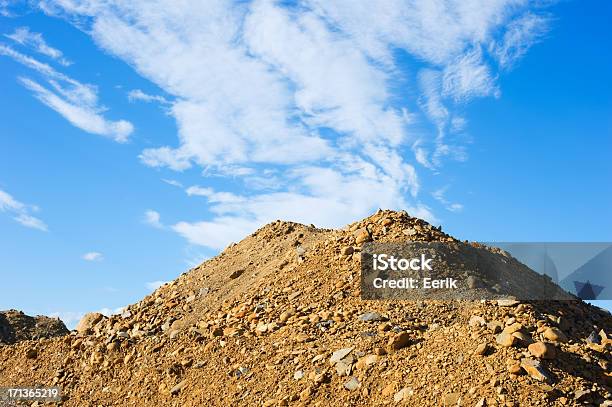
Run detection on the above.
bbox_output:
[0,210,610,406]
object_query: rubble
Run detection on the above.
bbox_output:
[0,210,610,406]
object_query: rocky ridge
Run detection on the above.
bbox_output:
[0,310,68,345]
[0,210,610,406]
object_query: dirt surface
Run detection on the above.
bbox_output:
[0,210,610,406]
[0,310,68,345]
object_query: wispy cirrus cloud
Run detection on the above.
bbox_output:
[127,89,169,104]
[37,0,550,250]
[432,186,464,213]
[0,188,48,231]
[5,26,72,66]
[0,44,133,142]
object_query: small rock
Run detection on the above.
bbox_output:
[443,392,461,405]
[469,315,486,328]
[574,389,592,401]
[355,229,372,244]
[293,370,304,380]
[170,380,187,395]
[507,362,522,374]
[474,343,488,356]
[496,332,516,347]
[520,358,552,382]
[335,360,352,376]
[402,228,417,236]
[528,342,556,359]
[382,382,397,397]
[355,354,378,370]
[358,312,388,322]
[229,269,245,279]
[25,348,38,359]
[330,348,353,365]
[300,387,313,401]
[394,387,414,402]
[341,246,354,256]
[503,322,523,334]
[543,327,568,343]
[344,377,360,391]
[387,332,411,351]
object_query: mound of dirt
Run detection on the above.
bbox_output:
[0,210,610,406]
[0,310,68,344]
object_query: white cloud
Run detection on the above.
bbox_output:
[5,26,72,65]
[143,209,163,229]
[162,179,183,188]
[432,186,464,213]
[20,77,133,142]
[145,280,169,291]
[0,188,48,231]
[82,251,103,261]
[493,12,548,69]
[38,0,549,248]
[442,48,499,101]
[127,89,169,104]
[186,186,245,204]
[0,44,133,142]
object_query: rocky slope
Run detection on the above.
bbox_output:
[0,310,68,345]
[0,210,610,406]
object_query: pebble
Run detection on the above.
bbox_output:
[358,312,388,322]
[330,348,353,365]
[25,348,38,359]
[443,392,460,405]
[387,332,411,351]
[496,332,516,347]
[355,229,371,244]
[355,354,378,370]
[474,343,488,356]
[344,377,360,391]
[469,315,486,327]
[528,342,556,359]
[543,327,567,343]
[520,358,552,382]
[341,246,354,256]
[170,380,187,395]
[229,269,245,279]
[394,387,414,402]
[507,361,522,374]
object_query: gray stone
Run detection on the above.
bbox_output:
[330,347,353,365]
[358,312,388,322]
[343,377,360,391]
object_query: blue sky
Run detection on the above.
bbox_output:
[1,1,610,326]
